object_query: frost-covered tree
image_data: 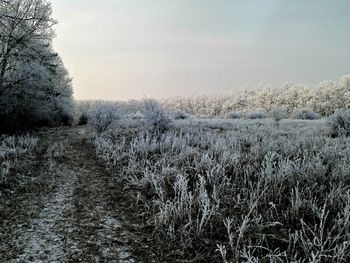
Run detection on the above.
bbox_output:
[0,0,55,94]
[163,74,350,118]
[0,0,74,132]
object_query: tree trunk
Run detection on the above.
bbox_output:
[0,45,10,96]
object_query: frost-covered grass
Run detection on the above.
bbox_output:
[0,135,38,192]
[92,115,350,262]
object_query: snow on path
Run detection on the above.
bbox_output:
[10,168,77,263]
[5,127,135,263]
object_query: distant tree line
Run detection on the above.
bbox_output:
[163,75,350,117]
[0,0,74,132]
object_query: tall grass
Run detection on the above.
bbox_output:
[0,135,38,191]
[92,113,350,262]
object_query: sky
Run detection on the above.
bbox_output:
[51,0,350,101]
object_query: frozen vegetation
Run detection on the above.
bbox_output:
[0,135,38,193]
[88,101,350,262]
[163,74,350,117]
[1,1,350,262]
[0,0,74,132]
[2,86,350,262]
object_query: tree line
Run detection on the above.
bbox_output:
[0,0,74,132]
[164,75,350,117]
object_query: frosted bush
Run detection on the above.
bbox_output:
[173,110,190,120]
[88,103,120,133]
[328,108,350,137]
[225,111,241,119]
[245,111,267,119]
[292,108,320,120]
[128,111,145,120]
[269,106,288,121]
[143,99,172,132]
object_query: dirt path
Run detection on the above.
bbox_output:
[0,127,138,262]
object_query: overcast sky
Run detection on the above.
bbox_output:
[51,0,350,100]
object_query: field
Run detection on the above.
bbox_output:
[1,1,350,262]
[90,110,350,262]
[1,104,350,262]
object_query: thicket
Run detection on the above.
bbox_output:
[0,0,74,133]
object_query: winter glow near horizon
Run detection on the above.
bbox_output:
[51,0,350,101]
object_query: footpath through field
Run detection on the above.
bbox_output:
[0,127,136,262]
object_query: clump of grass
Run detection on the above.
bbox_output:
[0,135,39,194]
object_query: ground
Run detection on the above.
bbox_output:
[0,127,155,263]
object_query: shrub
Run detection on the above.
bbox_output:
[269,106,288,122]
[128,111,145,120]
[245,111,267,119]
[291,108,320,120]
[59,112,74,126]
[143,99,172,132]
[173,111,190,120]
[88,104,120,133]
[225,111,241,119]
[328,108,350,137]
[78,113,89,125]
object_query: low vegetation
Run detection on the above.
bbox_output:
[87,103,120,133]
[328,108,350,137]
[89,104,350,262]
[0,134,38,196]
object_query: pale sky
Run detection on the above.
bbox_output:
[51,0,350,100]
